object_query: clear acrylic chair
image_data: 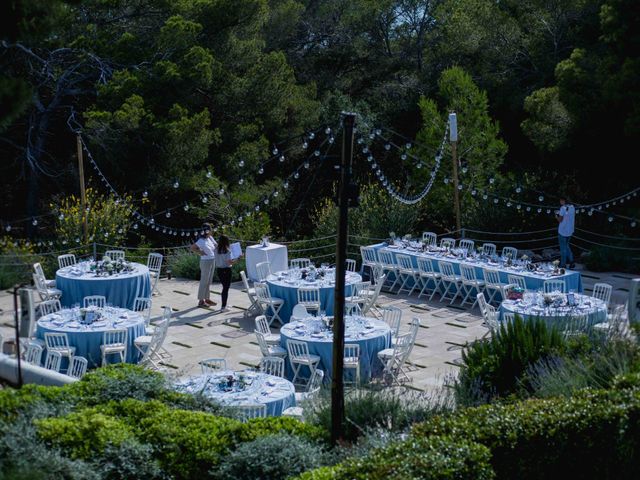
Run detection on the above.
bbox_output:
[199,358,227,374]
[83,295,106,308]
[437,261,462,304]
[256,261,272,282]
[291,303,310,322]
[104,250,125,261]
[416,257,442,301]
[543,279,566,293]
[57,254,76,269]
[297,287,321,314]
[235,404,267,422]
[290,258,312,269]
[255,314,280,345]
[101,329,127,366]
[44,350,63,372]
[68,356,88,379]
[343,344,360,387]
[422,232,437,247]
[482,243,497,257]
[254,282,284,326]
[286,339,321,387]
[147,252,163,295]
[502,246,518,259]
[260,356,285,377]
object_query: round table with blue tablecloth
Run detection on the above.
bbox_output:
[266,270,362,323]
[499,293,607,328]
[280,315,391,382]
[56,261,151,309]
[36,307,147,368]
[174,371,295,417]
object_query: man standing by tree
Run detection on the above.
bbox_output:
[556,196,575,269]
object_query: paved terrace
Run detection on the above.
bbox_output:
[0,265,635,392]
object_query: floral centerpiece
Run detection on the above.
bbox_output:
[79,305,102,324]
[91,255,133,276]
[505,253,513,266]
[217,374,248,392]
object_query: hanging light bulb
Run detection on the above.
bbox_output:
[255,205,260,212]
[632,221,637,227]
[357,137,364,145]
[401,153,407,160]
[405,142,412,150]
[444,178,449,184]
[272,147,279,155]
[516,186,522,193]
[32,218,38,226]
[219,188,224,195]
[537,208,542,213]
[608,216,614,222]
[362,147,369,154]
[173,181,179,189]
[538,195,544,202]
[5,225,11,232]
[371,163,377,169]
[506,201,512,207]
[238,178,244,185]
[283,181,289,189]
[493,198,499,204]
[458,184,463,190]
[546,209,551,214]
[150,218,155,224]
[58,213,64,220]
[309,132,315,140]
[368,132,375,139]
[461,167,467,174]
[181,232,185,236]
[526,206,531,212]
[238,160,245,167]
[162,228,167,234]
[375,129,381,136]
[279,155,285,163]
[489,178,495,184]
[325,127,331,134]
[314,150,320,157]
[588,210,593,216]
[482,194,488,200]
[329,136,335,144]
[206,171,212,178]
[264,198,269,205]
[302,141,308,149]
[384,144,391,151]
[273,191,279,197]
[471,189,477,196]
[258,167,264,175]
[367,155,373,162]
[143,191,148,198]
[202,196,208,203]
[294,172,299,179]
[516,204,522,210]
[166,211,171,218]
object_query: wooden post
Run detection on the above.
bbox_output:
[449,113,461,234]
[76,135,88,243]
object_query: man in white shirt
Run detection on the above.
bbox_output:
[556,196,575,269]
[190,223,218,307]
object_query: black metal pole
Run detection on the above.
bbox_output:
[331,112,356,444]
[13,285,23,388]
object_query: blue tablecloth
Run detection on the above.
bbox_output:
[36,308,147,368]
[499,294,607,328]
[280,316,391,382]
[174,371,295,417]
[56,262,151,309]
[370,243,583,293]
[266,271,362,323]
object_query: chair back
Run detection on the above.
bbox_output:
[361,273,386,316]
[482,243,497,256]
[291,303,310,320]
[297,287,320,308]
[381,306,402,336]
[360,246,377,266]
[44,351,62,372]
[256,261,271,281]
[460,264,478,283]
[396,254,414,272]
[592,282,612,307]
[254,282,271,302]
[57,254,77,269]
[502,312,515,323]
[477,292,488,315]
[417,257,436,276]
[33,273,48,296]
[344,344,360,361]
[104,250,125,261]
[23,343,44,365]
[290,258,312,269]
[286,339,310,361]
[33,262,47,280]
[255,330,271,356]
[484,305,499,332]
[307,368,325,394]
[147,253,163,273]
[254,315,270,335]
[103,328,127,346]
[483,269,502,288]
[438,261,456,280]
[345,259,357,272]
[68,356,88,379]
[377,250,396,268]
[44,332,70,350]
[440,237,455,249]
[543,279,566,293]
[260,356,284,377]
[162,306,172,323]
[422,232,437,246]
[507,274,527,291]
[38,299,61,317]
[240,270,252,292]
[200,358,227,374]
[235,404,267,422]
[502,246,518,259]
[84,295,106,308]
[458,239,475,253]
[133,297,152,324]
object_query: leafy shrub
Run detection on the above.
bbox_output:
[0,384,69,421]
[455,316,566,405]
[0,237,42,289]
[413,387,640,479]
[91,440,164,480]
[239,416,328,443]
[583,246,640,273]
[36,409,135,460]
[307,388,452,442]
[168,246,200,280]
[213,433,331,480]
[297,436,494,480]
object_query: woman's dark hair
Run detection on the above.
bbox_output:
[217,234,230,254]
[198,223,212,239]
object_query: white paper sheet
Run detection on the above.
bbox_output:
[230,242,242,259]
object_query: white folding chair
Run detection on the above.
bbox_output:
[422,232,437,247]
[440,238,456,249]
[343,344,360,387]
[297,287,321,313]
[459,264,485,308]
[284,369,325,418]
[254,282,284,326]
[38,299,62,318]
[33,263,55,287]
[437,261,462,304]
[502,246,518,259]
[255,331,287,358]
[361,274,386,317]
[241,270,262,317]
[255,261,272,282]
[507,274,528,292]
[345,281,372,308]
[592,282,612,308]
[290,258,312,269]
[286,339,320,387]
[104,250,125,261]
[33,273,62,301]
[23,343,44,366]
[543,279,566,293]
[360,246,378,281]
[291,303,310,321]
[68,356,88,379]
[135,318,169,369]
[44,350,63,372]
[101,329,127,366]
[44,332,75,367]
[563,314,589,338]
[483,269,506,305]
[255,315,280,345]
[377,249,400,292]
[381,306,402,340]
[416,257,442,301]
[57,254,76,269]
[147,252,163,295]
[378,333,412,385]
[481,303,500,337]
[396,254,420,295]
[199,358,227,374]
[235,404,267,422]
[458,239,475,254]
[482,243,497,257]
[83,295,106,308]
[260,356,285,377]
[345,259,357,272]
[477,292,489,317]
[133,297,153,332]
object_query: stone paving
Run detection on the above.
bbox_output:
[0,264,636,391]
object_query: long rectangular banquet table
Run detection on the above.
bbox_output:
[370,243,583,293]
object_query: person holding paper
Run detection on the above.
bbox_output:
[190,223,217,308]
[215,235,241,311]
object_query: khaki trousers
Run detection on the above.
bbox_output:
[198,258,215,300]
